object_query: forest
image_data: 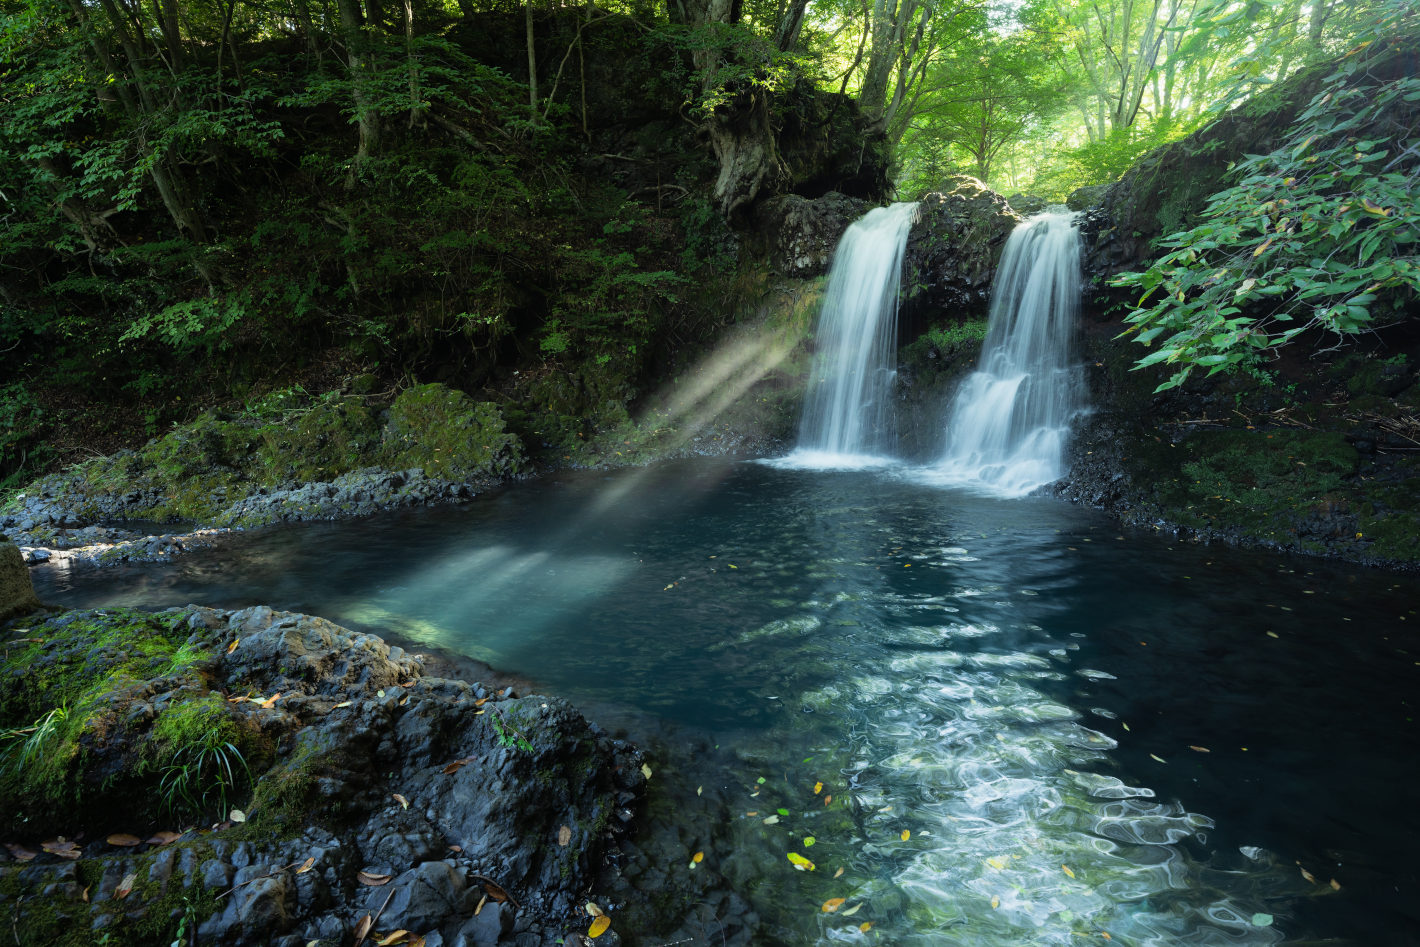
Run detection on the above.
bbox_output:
[2,0,1415,491]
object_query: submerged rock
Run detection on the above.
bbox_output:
[0,604,646,946]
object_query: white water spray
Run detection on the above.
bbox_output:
[787,202,919,468]
[936,210,1084,496]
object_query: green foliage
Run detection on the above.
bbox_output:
[152,696,251,818]
[0,706,69,777]
[1113,5,1420,390]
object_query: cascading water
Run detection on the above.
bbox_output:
[787,201,919,468]
[936,210,1084,496]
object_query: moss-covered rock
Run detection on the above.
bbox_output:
[380,383,525,478]
[0,542,39,623]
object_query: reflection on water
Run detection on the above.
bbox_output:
[32,459,1420,945]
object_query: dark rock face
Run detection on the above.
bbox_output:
[752,191,872,278]
[0,542,40,621]
[900,177,1022,337]
[0,605,645,946]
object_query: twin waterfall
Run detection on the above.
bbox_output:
[790,205,1083,497]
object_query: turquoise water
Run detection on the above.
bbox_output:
[33,459,1420,945]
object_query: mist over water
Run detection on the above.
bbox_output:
[935,210,1086,496]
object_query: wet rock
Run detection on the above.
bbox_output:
[752,192,872,278]
[0,542,40,622]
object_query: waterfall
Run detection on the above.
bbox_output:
[935,210,1084,496]
[788,202,919,468]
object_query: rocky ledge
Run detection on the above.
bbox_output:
[0,590,646,947]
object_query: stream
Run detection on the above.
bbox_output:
[31,458,1420,945]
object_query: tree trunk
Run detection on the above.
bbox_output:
[526,0,538,116]
[336,0,381,176]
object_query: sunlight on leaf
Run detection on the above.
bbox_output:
[588,916,611,938]
[787,852,815,871]
[822,898,845,913]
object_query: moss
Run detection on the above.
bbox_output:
[380,383,525,478]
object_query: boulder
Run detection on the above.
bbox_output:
[0,542,40,623]
[752,192,872,278]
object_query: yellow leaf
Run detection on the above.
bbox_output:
[641,763,653,780]
[474,894,487,916]
[787,852,816,871]
[900,830,910,841]
[859,922,872,933]
[1330,878,1341,891]
[375,932,411,946]
[229,809,248,823]
[813,781,823,794]
[588,916,611,938]
[822,898,846,913]
[834,867,844,878]
[334,700,353,708]
[985,855,1010,870]
[842,904,861,917]
[297,857,316,874]
[693,851,704,863]
[227,639,240,654]
[392,793,409,809]
[1253,237,1274,257]
[1062,865,1076,879]
[991,895,1000,909]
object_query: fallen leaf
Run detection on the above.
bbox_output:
[297,857,316,874]
[697,786,702,796]
[474,697,488,707]
[1149,754,1166,763]
[106,833,143,847]
[1188,746,1211,753]
[447,845,462,853]
[227,639,239,654]
[842,904,861,917]
[474,894,487,916]
[82,886,90,902]
[358,870,392,886]
[641,763,653,780]
[482,881,510,903]
[986,855,1010,870]
[859,922,872,932]
[147,831,183,846]
[257,692,282,709]
[586,902,605,918]
[229,808,247,823]
[115,872,137,899]
[558,825,571,847]
[813,781,823,794]
[693,851,704,863]
[353,915,374,944]
[802,837,815,847]
[1062,865,1076,879]
[833,867,844,879]
[375,931,411,945]
[588,915,611,938]
[821,898,846,913]
[334,700,353,709]
[762,815,780,825]
[1330,878,1341,891]
[991,895,1000,909]
[442,758,472,775]
[900,829,910,841]
[41,838,80,860]
[787,852,815,871]
[1300,867,1317,883]
[824,795,832,806]
[392,793,409,810]
[4,843,37,861]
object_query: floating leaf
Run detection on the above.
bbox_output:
[588,916,611,938]
[991,895,1000,909]
[1062,865,1076,879]
[558,826,571,847]
[1251,913,1274,927]
[106,833,143,848]
[358,871,392,886]
[859,922,872,932]
[392,793,409,810]
[762,815,780,825]
[986,855,1010,870]
[787,852,815,871]
[1330,878,1341,891]
[697,786,703,796]
[833,867,844,879]
[297,857,316,874]
[1188,746,1211,753]
[641,764,653,780]
[822,898,846,913]
[813,782,823,794]
[803,837,816,847]
[229,808,247,823]
[1149,754,1166,763]
[1300,867,1317,883]
[900,830,910,841]
[756,777,766,784]
[842,903,861,917]
[693,851,704,863]
[824,795,832,806]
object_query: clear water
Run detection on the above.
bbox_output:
[31,460,1420,945]
[937,210,1086,496]
[791,202,919,466]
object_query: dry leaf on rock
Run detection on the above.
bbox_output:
[106,833,143,847]
[375,931,411,945]
[588,916,611,938]
[115,872,137,899]
[392,793,409,810]
[558,825,571,847]
[353,914,374,945]
[147,831,183,846]
[358,871,392,886]
[297,857,316,874]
